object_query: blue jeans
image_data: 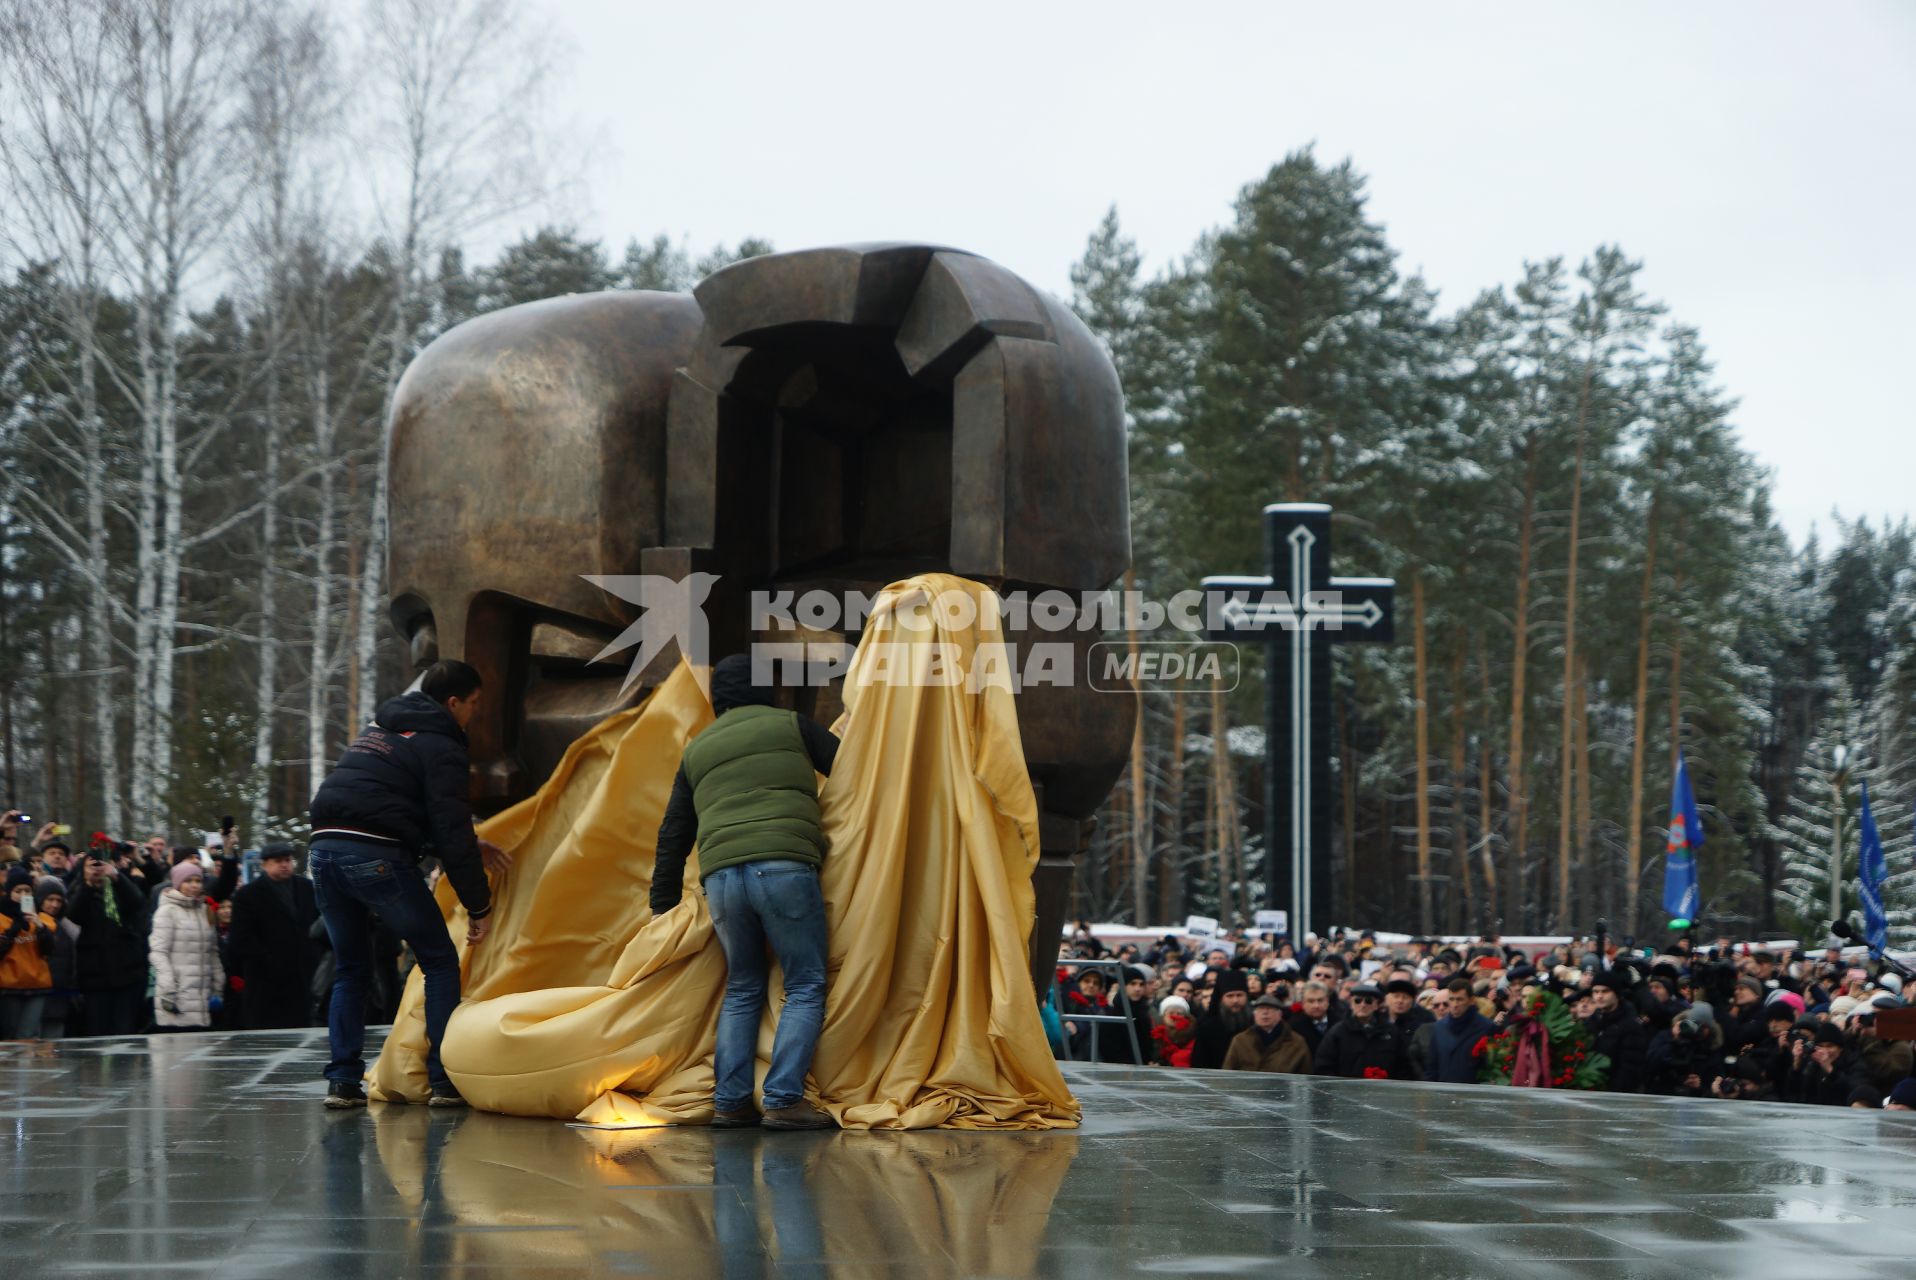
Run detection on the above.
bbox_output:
[705,859,828,1113]
[311,837,461,1090]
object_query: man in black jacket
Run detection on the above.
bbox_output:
[1584,970,1650,1092]
[1314,983,1413,1079]
[226,843,321,1029]
[308,660,505,1109]
[1797,1022,1867,1106]
[66,854,148,1035]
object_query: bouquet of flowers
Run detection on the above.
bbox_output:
[1474,987,1610,1089]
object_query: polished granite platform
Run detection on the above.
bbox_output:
[3,1030,1915,1278]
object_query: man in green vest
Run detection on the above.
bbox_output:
[652,654,841,1130]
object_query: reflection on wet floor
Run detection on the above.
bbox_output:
[3,1030,1915,1277]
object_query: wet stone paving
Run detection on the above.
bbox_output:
[3,1030,1914,1277]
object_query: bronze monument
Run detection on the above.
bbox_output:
[386,243,1134,989]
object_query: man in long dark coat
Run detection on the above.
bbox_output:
[226,843,321,1029]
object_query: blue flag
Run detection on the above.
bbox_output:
[1663,752,1703,923]
[1858,781,1886,952]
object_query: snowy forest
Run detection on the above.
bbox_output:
[2,1,1911,945]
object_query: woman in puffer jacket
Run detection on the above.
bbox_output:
[149,862,221,1030]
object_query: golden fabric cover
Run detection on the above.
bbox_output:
[366,574,1079,1130]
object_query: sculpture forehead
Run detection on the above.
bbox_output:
[388,289,702,633]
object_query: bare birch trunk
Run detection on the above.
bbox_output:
[307,357,336,794]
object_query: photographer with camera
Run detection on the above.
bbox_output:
[67,844,149,1035]
[1646,1002,1727,1097]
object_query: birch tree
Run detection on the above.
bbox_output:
[0,0,127,829]
[236,4,333,833]
[352,0,553,730]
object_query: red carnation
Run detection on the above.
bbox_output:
[1470,1035,1489,1058]
[1363,1066,1389,1080]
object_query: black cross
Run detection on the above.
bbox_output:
[1202,503,1395,941]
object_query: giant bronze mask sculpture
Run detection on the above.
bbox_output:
[388,243,1134,988]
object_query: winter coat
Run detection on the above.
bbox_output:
[1222,1021,1312,1074]
[148,889,222,1028]
[1798,1051,1867,1107]
[68,875,148,990]
[1858,1037,1915,1094]
[1287,1008,1338,1059]
[1191,1008,1253,1070]
[1585,1005,1651,1093]
[651,658,840,914]
[226,875,320,1029]
[44,918,79,991]
[0,906,56,991]
[1314,1015,1413,1079]
[1424,1009,1497,1084]
[1645,1023,1728,1097]
[309,690,491,920]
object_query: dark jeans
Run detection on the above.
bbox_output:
[311,837,460,1090]
[705,858,829,1113]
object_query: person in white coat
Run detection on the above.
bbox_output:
[149,862,221,1030]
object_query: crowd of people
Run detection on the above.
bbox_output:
[1052,925,1916,1111]
[0,808,389,1040]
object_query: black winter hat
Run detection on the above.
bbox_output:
[1215,969,1250,996]
[1384,978,1419,996]
[710,655,777,716]
[1812,1022,1848,1048]
[1591,969,1632,993]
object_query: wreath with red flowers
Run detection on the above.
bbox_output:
[1475,988,1610,1089]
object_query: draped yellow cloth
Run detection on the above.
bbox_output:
[366,574,1079,1131]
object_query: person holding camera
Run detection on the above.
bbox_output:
[0,866,58,1038]
[67,847,149,1035]
[308,659,507,1110]
[1645,1001,1727,1097]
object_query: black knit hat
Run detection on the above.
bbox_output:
[1591,969,1632,993]
[1215,969,1250,996]
[1812,1022,1847,1048]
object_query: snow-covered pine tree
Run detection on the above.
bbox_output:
[1770,685,1890,940]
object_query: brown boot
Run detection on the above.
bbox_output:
[761,1100,835,1131]
[711,1105,761,1129]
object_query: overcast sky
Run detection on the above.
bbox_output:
[524,0,1914,548]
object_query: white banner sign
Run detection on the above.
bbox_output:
[1183,915,1220,938]
[1253,910,1288,936]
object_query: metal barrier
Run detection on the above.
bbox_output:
[1050,958,1147,1065]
